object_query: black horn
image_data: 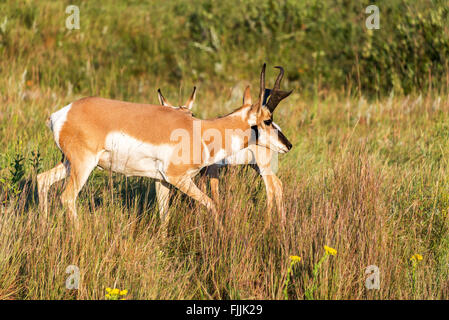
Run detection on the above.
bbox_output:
[265,66,292,113]
[258,63,266,110]
[273,66,284,90]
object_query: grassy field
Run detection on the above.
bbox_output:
[1,1,449,299]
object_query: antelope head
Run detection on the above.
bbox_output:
[245,64,293,154]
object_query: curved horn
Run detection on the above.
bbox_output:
[258,63,266,111]
[266,66,293,113]
[273,66,284,90]
[266,90,293,113]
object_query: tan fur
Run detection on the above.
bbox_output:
[38,96,268,226]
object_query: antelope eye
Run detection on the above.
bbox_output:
[264,119,272,126]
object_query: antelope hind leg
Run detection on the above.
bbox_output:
[155,180,171,234]
[60,153,97,226]
[37,162,69,218]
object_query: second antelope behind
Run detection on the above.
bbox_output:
[37,64,292,231]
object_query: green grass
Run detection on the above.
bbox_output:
[2,90,449,299]
[1,0,449,300]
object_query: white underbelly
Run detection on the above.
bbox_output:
[217,147,255,166]
[216,144,274,168]
[98,132,174,180]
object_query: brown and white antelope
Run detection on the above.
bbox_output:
[37,64,292,230]
[157,66,292,223]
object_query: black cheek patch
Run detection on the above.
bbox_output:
[251,125,259,143]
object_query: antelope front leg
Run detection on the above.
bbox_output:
[271,175,286,224]
[261,175,275,226]
[261,174,286,225]
[171,177,221,230]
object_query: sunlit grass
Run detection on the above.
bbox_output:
[2,90,449,299]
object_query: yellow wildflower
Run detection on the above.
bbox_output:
[324,245,337,256]
[410,253,423,262]
[120,289,128,296]
[289,255,301,264]
[111,288,120,295]
[105,287,128,300]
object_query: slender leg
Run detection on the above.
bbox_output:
[261,174,286,225]
[60,153,97,225]
[271,175,286,224]
[261,175,275,226]
[37,162,69,217]
[207,165,220,204]
[155,180,171,231]
[253,147,275,225]
[253,146,286,225]
[170,176,221,230]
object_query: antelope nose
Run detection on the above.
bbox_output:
[286,141,292,151]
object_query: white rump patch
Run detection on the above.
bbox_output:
[49,103,72,149]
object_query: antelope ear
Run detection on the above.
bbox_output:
[243,86,252,105]
[158,89,172,107]
[182,86,196,110]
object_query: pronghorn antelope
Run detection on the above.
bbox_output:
[37,64,292,229]
[157,87,197,115]
[157,67,292,223]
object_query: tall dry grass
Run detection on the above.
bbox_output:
[2,85,449,299]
